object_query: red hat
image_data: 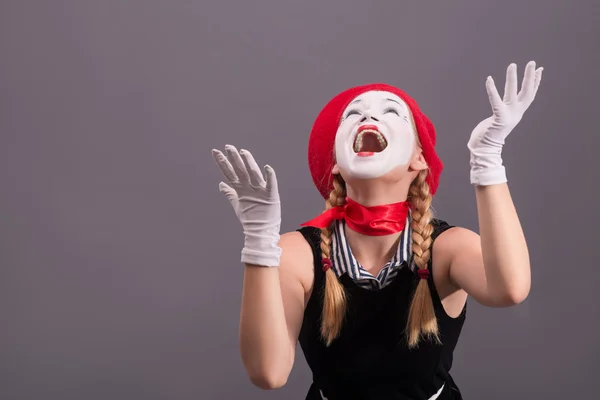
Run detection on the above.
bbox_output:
[308,83,443,199]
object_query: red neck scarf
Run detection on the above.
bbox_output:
[301,197,410,236]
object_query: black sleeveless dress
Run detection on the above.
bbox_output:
[297,219,467,400]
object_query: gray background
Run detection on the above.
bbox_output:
[1,0,598,399]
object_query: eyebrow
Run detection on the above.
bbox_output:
[346,97,404,111]
[385,98,404,108]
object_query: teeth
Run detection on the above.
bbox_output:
[354,130,387,152]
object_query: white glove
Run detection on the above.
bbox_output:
[468,61,543,186]
[212,145,282,267]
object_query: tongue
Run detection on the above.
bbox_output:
[359,132,383,152]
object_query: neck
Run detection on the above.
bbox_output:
[344,224,403,272]
[341,178,412,268]
[342,179,412,272]
[345,177,413,207]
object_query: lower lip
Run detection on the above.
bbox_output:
[357,151,375,157]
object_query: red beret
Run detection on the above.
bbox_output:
[307,83,443,199]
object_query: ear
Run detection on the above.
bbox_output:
[331,163,340,174]
[408,151,428,172]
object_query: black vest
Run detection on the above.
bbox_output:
[297,219,466,400]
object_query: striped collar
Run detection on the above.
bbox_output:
[330,217,413,290]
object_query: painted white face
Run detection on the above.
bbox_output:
[334,90,416,180]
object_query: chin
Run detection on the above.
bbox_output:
[340,167,414,185]
[340,161,408,181]
[339,167,389,182]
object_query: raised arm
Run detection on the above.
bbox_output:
[212,145,313,389]
[441,61,543,307]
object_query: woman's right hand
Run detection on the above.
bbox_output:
[212,145,282,267]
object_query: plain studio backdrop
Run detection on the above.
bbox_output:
[1,1,599,399]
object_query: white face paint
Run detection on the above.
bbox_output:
[334,90,416,180]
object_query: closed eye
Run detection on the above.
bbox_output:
[384,108,400,116]
[344,109,361,118]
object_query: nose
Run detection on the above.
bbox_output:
[360,113,379,123]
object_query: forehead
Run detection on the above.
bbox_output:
[345,90,406,108]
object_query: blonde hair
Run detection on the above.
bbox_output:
[318,170,439,348]
[319,174,348,346]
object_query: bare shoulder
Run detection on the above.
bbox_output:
[433,226,481,262]
[432,225,490,310]
[431,226,480,316]
[278,231,315,298]
[432,225,481,277]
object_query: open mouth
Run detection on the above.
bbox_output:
[353,125,388,155]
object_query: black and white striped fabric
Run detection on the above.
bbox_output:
[329,218,412,290]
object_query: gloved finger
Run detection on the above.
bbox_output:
[264,165,279,195]
[219,181,240,210]
[533,67,543,96]
[518,61,537,103]
[485,76,502,111]
[225,144,251,184]
[503,63,518,103]
[240,149,266,187]
[212,149,238,184]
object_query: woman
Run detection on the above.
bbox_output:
[211,61,543,399]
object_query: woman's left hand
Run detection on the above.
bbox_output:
[468,61,544,186]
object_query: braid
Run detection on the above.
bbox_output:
[406,169,439,348]
[319,175,348,346]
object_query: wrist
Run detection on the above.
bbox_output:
[468,138,507,186]
[241,231,282,267]
[470,163,507,186]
